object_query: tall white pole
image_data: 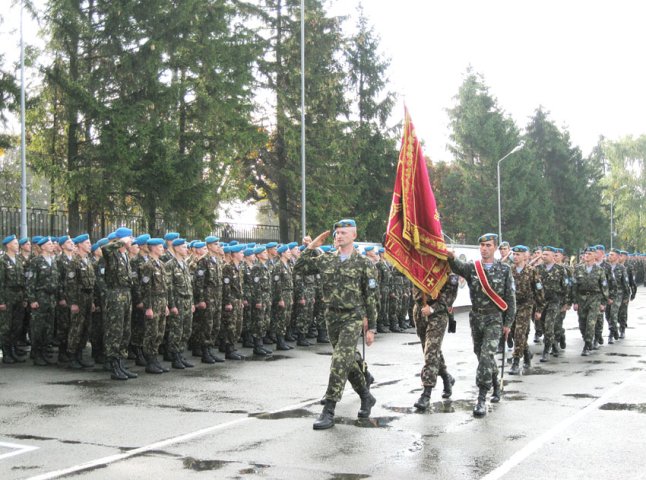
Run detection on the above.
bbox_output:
[20,0,28,238]
[300,0,306,238]
[496,143,524,243]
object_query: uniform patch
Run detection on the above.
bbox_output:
[197,269,205,277]
[253,277,260,283]
[100,268,105,275]
[224,277,230,284]
[602,280,607,286]
[368,278,377,289]
[142,276,150,283]
[273,275,280,281]
[25,271,33,279]
[450,276,458,285]
[536,282,543,290]
[68,271,75,278]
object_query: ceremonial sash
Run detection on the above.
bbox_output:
[474,260,508,311]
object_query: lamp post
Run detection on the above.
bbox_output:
[497,143,524,242]
[610,185,628,250]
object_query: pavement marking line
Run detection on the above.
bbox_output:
[0,441,39,461]
[25,397,321,480]
[481,369,645,480]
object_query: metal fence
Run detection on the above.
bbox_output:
[0,207,280,244]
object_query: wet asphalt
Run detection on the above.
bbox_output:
[1,291,645,480]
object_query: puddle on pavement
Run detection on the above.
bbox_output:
[350,416,398,428]
[11,466,40,471]
[183,457,233,471]
[249,408,312,420]
[384,399,474,414]
[317,352,333,356]
[504,394,527,401]
[239,463,270,475]
[224,409,249,414]
[563,393,599,399]
[38,404,70,416]
[605,353,640,357]
[506,434,526,441]
[329,474,370,480]
[47,380,108,388]
[246,354,291,362]
[600,403,646,414]
[523,367,556,375]
[10,434,52,441]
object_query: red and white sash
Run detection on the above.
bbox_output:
[474,260,508,311]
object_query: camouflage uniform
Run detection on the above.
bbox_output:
[55,253,74,358]
[413,274,458,387]
[0,253,26,359]
[375,258,391,332]
[388,268,405,331]
[129,254,147,353]
[26,255,60,362]
[536,263,567,358]
[102,241,133,361]
[63,254,96,357]
[90,255,107,361]
[607,263,630,340]
[193,255,222,353]
[166,256,194,354]
[271,260,294,337]
[249,260,272,340]
[511,264,544,362]
[140,257,169,357]
[221,262,244,348]
[241,260,254,345]
[572,263,609,351]
[448,257,516,391]
[295,248,379,402]
[595,260,616,344]
[555,263,573,348]
[619,260,637,335]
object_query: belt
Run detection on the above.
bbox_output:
[328,306,354,313]
[471,306,500,315]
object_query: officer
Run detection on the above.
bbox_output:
[412,272,459,410]
[63,234,96,369]
[535,246,567,362]
[271,244,294,351]
[0,235,27,364]
[221,244,246,360]
[572,247,609,355]
[140,238,170,374]
[160,232,180,263]
[447,233,515,418]
[618,250,636,338]
[295,219,379,430]
[166,238,195,368]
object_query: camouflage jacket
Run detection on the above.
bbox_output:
[572,263,609,304]
[57,254,75,300]
[536,263,568,304]
[166,257,193,309]
[0,253,25,304]
[222,262,243,305]
[129,254,148,306]
[271,260,293,304]
[413,273,459,314]
[241,261,254,303]
[611,263,631,298]
[448,257,516,327]
[62,255,96,306]
[193,255,222,303]
[26,255,60,302]
[600,260,617,302]
[512,265,545,309]
[376,259,391,292]
[92,256,107,305]
[294,248,379,329]
[140,257,170,309]
[102,241,133,289]
[249,260,272,304]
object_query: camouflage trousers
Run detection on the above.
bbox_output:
[208,290,223,347]
[143,296,167,357]
[388,289,401,328]
[594,307,606,341]
[55,304,70,349]
[89,301,104,357]
[130,306,146,347]
[512,303,533,359]
[0,292,25,346]
[532,305,543,336]
[222,300,243,345]
[555,309,567,345]
[293,290,314,335]
[325,312,367,402]
[618,299,629,330]
[272,295,293,336]
[541,301,561,349]
[378,288,390,329]
[167,297,193,353]
[192,306,210,348]
[577,295,602,347]
[67,293,93,353]
[104,288,132,359]
[469,312,502,390]
[413,305,448,388]
[605,294,622,337]
[311,289,325,331]
[250,301,269,338]
[242,302,251,335]
[30,293,56,352]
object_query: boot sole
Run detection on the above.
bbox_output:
[313,422,334,430]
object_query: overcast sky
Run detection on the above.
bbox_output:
[330,0,646,161]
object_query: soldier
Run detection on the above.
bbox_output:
[129,234,150,367]
[160,232,179,263]
[249,245,273,356]
[102,227,138,380]
[606,249,630,344]
[55,235,76,363]
[0,235,27,364]
[508,245,544,375]
[554,248,573,350]
[572,247,609,355]
[618,250,636,338]
[388,267,405,333]
[412,273,459,410]
[221,244,246,360]
[271,245,294,351]
[498,241,513,265]
[17,237,32,351]
[447,233,515,418]
[140,238,171,373]
[166,238,195,368]
[63,234,96,369]
[89,239,108,365]
[26,237,60,366]
[535,246,567,362]
[240,246,256,348]
[376,247,392,333]
[593,245,616,348]
[295,219,379,430]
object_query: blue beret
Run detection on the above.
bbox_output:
[2,234,17,245]
[32,235,43,244]
[220,242,229,247]
[609,248,621,254]
[478,233,498,243]
[228,240,239,246]
[543,246,557,253]
[114,227,133,238]
[378,247,385,254]
[107,232,118,240]
[163,232,180,241]
[277,245,289,254]
[222,246,231,254]
[230,244,245,253]
[299,245,306,252]
[254,246,266,255]
[91,243,100,253]
[134,234,151,246]
[58,235,71,245]
[246,242,256,248]
[243,248,255,257]
[320,245,332,253]
[512,245,529,253]
[330,247,337,253]
[364,246,374,252]
[595,245,605,251]
[193,241,206,249]
[265,242,278,249]
[72,233,90,244]
[287,242,298,249]
[19,237,29,246]
[333,218,356,229]
[205,236,219,244]
[38,236,53,246]
[585,246,596,253]
[147,238,164,246]
[97,238,109,248]
[172,238,186,247]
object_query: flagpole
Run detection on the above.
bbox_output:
[20,0,28,238]
[300,0,306,238]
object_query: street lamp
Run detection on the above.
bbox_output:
[610,184,628,250]
[497,143,524,242]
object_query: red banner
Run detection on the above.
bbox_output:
[385,108,449,299]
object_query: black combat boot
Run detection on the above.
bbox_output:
[207,347,225,363]
[389,323,402,333]
[242,332,255,348]
[313,399,336,430]
[414,386,433,411]
[110,357,128,380]
[225,344,245,360]
[57,343,70,363]
[377,324,389,334]
[559,334,567,349]
[317,328,330,344]
[180,353,194,368]
[581,343,591,356]
[145,354,163,374]
[201,346,215,363]
[68,351,83,369]
[192,346,203,357]
[619,327,625,339]
[33,348,48,366]
[171,352,186,369]
[523,348,533,369]
[135,346,147,367]
[440,372,455,399]
[473,387,488,417]
[539,345,550,362]
[119,358,139,378]
[2,346,16,364]
[608,333,614,345]
[613,329,619,340]
[253,337,271,356]
[284,329,296,342]
[276,335,292,351]
[597,335,604,345]
[509,358,521,375]
[358,389,377,418]
[533,333,541,344]
[491,378,501,403]
[297,333,311,347]
[10,345,26,363]
[551,343,560,357]
[42,348,57,365]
